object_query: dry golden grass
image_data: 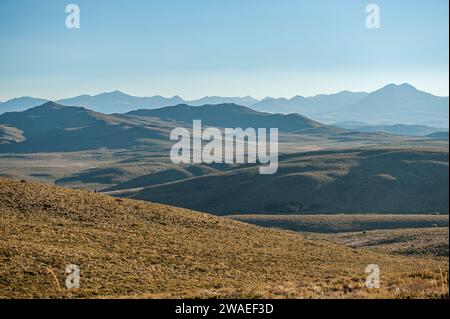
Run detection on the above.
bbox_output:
[0,177,448,299]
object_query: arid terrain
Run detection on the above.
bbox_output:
[0,99,448,300]
[230,214,449,258]
[1,0,449,305]
[127,147,449,215]
[229,214,449,233]
[0,177,448,299]
[307,227,449,258]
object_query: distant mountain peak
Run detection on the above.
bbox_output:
[31,101,90,113]
[7,96,47,102]
[37,101,65,109]
[399,83,416,89]
[381,83,418,92]
[102,90,129,97]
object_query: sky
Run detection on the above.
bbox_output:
[0,0,448,101]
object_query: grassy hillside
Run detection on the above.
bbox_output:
[0,177,447,298]
[130,147,449,215]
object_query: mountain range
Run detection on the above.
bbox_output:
[252,91,369,116]
[252,84,448,127]
[1,83,448,127]
[0,101,332,152]
[0,92,259,114]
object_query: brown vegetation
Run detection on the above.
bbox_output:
[0,177,447,298]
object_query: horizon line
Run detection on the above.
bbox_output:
[1,82,449,104]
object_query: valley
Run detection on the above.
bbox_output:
[1,0,448,302]
[0,93,448,299]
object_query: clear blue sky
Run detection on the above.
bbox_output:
[0,0,448,101]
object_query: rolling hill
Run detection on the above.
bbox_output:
[127,103,328,132]
[102,164,221,192]
[0,177,447,298]
[0,101,173,152]
[128,147,449,215]
[0,101,342,153]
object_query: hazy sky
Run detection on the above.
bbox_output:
[0,0,448,101]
